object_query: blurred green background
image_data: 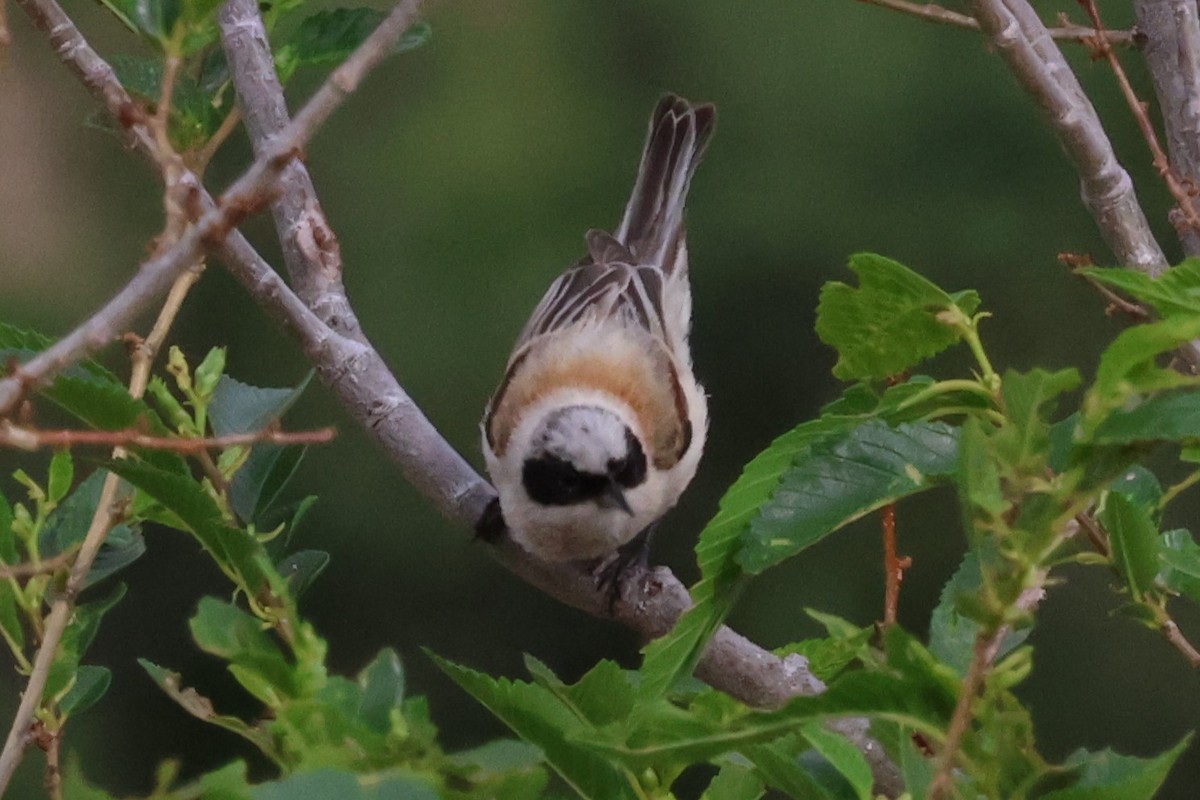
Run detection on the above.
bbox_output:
[2,0,1200,796]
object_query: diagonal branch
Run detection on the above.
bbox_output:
[1133,0,1200,256]
[970,0,1200,373]
[858,0,1137,44]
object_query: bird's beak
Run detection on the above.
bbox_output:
[600,479,634,515]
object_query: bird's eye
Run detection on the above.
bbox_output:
[523,456,602,506]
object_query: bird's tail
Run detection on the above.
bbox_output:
[615,94,716,274]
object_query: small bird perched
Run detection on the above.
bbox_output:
[481,94,715,576]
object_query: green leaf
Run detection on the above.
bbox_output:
[86,523,146,588]
[801,722,873,800]
[1081,260,1200,319]
[138,659,275,753]
[131,0,182,40]
[231,444,307,523]
[816,253,980,381]
[1101,493,1162,602]
[1088,316,1200,414]
[47,451,74,505]
[59,665,111,717]
[1158,529,1200,601]
[1108,465,1163,516]
[702,763,765,800]
[431,653,642,800]
[275,10,431,81]
[210,373,311,437]
[278,550,329,597]
[1041,735,1191,800]
[190,597,298,704]
[929,550,1029,677]
[1094,392,1200,444]
[994,368,1080,469]
[637,415,858,702]
[736,420,959,573]
[46,585,126,702]
[357,648,404,733]
[0,487,17,564]
[775,614,872,684]
[740,735,839,799]
[251,769,438,800]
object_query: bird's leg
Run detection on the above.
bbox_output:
[592,523,657,614]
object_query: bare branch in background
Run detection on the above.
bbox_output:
[858,0,1136,44]
[0,422,336,451]
[1133,0,1200,256]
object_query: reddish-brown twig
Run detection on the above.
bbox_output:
[1078,0,1200,237]
[0,422,336,452]
[881,503,910,627]
[0,552,75,582]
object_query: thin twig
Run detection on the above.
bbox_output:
[1163,620,1200,667]
[191,107,242,174]
[0,422,336,452]
[881,503,909,627]
[1074,510,1111,557]
[1078,0,1200,236]
[859,0,1136,44]
[928,633,994,799]
[0,0,10,47]
[0,551,75,581]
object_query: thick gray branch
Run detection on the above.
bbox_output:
[1134,0,1200,256]
[972,0,1167,275]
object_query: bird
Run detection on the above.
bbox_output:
[480,93,715,584]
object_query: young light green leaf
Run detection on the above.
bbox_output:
[190,597,298,704]
[1087,316,1200,415]
[1081,260,1200,319]
[0,489,15,564]
[431,653,642,800]
[701,763,765,800]
[59,665,112,717]
[995,368,1081,469]
[1093,392,1200,444]
[816,252,980,380]
[357,648,405,733]
[1040,735,1191,800]
[47,450,74,505]
[736,420,959,573]
[1101,493,1162,603]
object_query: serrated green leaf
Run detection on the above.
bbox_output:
[1158,529,1200,601]
[1040,735,1191,800]
[638,414,860,702]
[929,550,1029,677]
[277,549,329,597]
[275,10,430,81]
[1094,392,1200,444]
[736,420,959,573]
[702,763,765,800]
[816,253,980,381]
[190,597,297,704]
[41,470,106,557]
[995,368,1080,469]
[86,523,146,588]
[1101,493,1162,602]
[59,665,111,717]
[46,584,126,702]
[1082,260,1200,319]
[357,648,404,733]
[431,653,641,800]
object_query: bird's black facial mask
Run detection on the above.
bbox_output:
[523,427,647,508]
